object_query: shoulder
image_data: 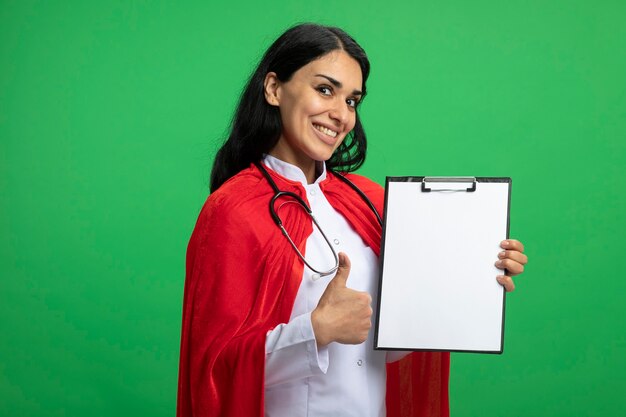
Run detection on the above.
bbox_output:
[192,166,273,240]
[340,172,384,200]
[208,166,267,211]
[341,172,383,191]
[325,171,384,210]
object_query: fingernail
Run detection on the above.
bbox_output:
[495,260,503,268]
[496,275,505,281]
[501,240,509,247]
[498,251,506,258]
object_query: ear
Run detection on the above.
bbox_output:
[264,72,281,106]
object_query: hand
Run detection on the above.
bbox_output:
[311,253,373,347]
[495,239,528,292]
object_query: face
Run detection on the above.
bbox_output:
[264,50,363,179]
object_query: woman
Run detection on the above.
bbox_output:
[177,23,527,417]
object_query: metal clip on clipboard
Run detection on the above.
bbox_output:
[421,176,477,192]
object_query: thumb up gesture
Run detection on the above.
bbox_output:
[311,253,373,347]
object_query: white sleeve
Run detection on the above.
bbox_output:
[265,312,330,388]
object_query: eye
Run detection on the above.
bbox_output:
[346,98,358,108]
[317,85,332,96]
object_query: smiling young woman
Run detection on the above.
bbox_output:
[263,50,363,183]
[207,24,371,195]
[177,23,528,417]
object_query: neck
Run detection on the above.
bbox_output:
[301,163,317,184]
[268,150,318,184]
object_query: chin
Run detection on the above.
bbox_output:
[314,141,345,162]
[309,148,339,163]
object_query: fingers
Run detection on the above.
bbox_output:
[498,240,524,290]
[358,291,373,310]
[497,249,528,265]
[338,252,351,270]
[501,239,524,253]
[497,275,515,292]
[495,257,525,275]
[313,255,372,346]
[331,252,351,287]
[341,291,373,345]
[497,239,527,276]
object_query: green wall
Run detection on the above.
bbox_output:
[2,1,624,415]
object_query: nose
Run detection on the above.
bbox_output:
[328,99,350,126]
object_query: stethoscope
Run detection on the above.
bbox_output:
[255,162,383,278]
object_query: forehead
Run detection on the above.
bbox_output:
[294,50,363,89]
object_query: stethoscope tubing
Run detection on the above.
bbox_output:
[255,161,382,277]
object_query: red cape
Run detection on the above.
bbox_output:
[177,164,450,417]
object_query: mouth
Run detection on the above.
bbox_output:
[312,123,339,139]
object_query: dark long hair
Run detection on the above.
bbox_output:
[210,23,370,192]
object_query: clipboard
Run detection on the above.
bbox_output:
[374,176,511,354]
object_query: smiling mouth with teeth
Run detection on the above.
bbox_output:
[313,123,338,138]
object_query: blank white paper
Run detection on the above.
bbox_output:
[376,179,510,352]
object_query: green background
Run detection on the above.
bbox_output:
[2,1,624,416]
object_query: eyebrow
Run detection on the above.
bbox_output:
[315,74,363,96]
